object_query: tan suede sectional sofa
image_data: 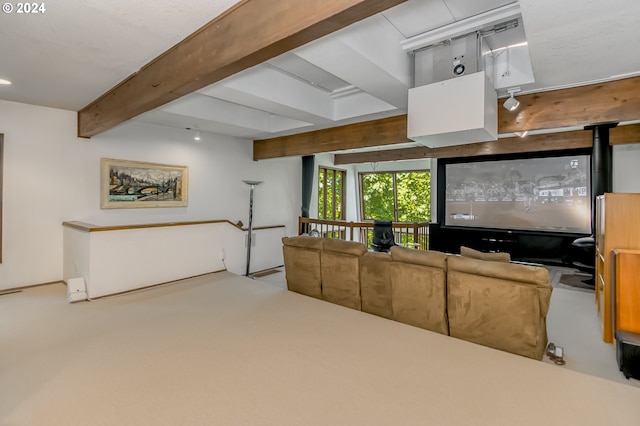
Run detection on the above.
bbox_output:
[282,236,552,360]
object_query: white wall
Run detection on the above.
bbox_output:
[0,99,300,290]
[613,143,640,192]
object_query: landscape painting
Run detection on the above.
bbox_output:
[101,158,188,209]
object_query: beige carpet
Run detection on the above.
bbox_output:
[260,266,639,387]
[2,272,640,425]
[542,286,640,387]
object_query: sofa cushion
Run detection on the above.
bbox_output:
[448,255,548,286]
[460,246,511,262]
[321,239,366,310]
[322,238,367,256]
[447,270,543,359]
[447,255,552,360]
[360,252,393,319]
[390,263,448,335]
[390,246,448,335]
[390,245,447,269]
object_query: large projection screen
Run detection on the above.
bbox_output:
[444,155,591,233]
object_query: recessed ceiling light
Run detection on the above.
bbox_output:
[0,78,12,85]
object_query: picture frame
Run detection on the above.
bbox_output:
[101,158,189,209]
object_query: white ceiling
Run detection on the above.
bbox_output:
[0,0,243,110]
[1,0,640,143]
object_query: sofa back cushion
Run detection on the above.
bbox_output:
[282,236,323,299]
[322,238,368,256]
[321,239,367,310]
[389,246,449,335]
[460,246,511,262]
[446,255,551,360]
[391,245,447,268]
[360,252,393,319]
[448,254,548,285]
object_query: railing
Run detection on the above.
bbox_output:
[298,217,430,250]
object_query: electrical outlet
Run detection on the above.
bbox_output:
[554,346,564,358]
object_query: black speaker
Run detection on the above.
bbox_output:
[616,330,640,380]
[371,220,395,252]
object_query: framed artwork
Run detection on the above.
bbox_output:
[101,158,188,209]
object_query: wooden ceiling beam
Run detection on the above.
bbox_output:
[334,130,593,164]
[611,123,640,145]
[334,122,640,164]
[498,76,640,133]
[256,76,640,161]
[77,0,407,138]
[253,115,410,160]
[334,145,429,165]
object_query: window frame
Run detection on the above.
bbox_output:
[318,166,346,220]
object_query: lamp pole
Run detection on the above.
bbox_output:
[242,180,263,277]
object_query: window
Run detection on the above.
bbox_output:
[360,170,431,222]
[318,167,346,220]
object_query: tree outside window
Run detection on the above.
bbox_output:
[360,170,431,222]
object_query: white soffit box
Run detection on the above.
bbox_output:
[407,71,497,147]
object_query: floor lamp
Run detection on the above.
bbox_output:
[242,180,262,277]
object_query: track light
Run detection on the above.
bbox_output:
[503,87,521,111]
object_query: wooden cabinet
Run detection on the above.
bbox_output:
[612,249,640,334]
[595,193,640,343]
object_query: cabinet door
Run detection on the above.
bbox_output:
[613,249,640,334]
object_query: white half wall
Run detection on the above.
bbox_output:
[63,222,287,298]
[0,99,300,290]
